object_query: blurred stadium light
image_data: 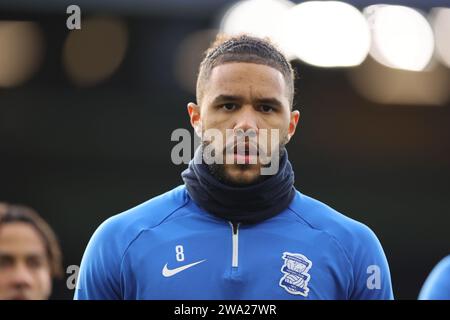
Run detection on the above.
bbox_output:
[219,1,448,70]
[364,4,435,71]
[430,7,450,68]
[220,0,295,58]
[0,21,44,88]
[279,1,370,67]
[348,56,450,106]
[62,16,128,87]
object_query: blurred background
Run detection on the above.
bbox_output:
[0,0,449,299]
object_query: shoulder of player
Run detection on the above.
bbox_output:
[432,255,450,278]
[91,185,189,249]
[288,190,381,254]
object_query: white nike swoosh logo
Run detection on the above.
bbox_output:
[162,259,207,277]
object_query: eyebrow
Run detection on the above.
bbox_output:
[211,94,284,108]
[0,252,14,263]
[0,251,45,259]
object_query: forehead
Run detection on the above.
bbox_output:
[0,223,46,256]
[205,62,288,101]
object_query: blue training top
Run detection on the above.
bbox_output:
[74,185,394,300]
[419,255,450,300]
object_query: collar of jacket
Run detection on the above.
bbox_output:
[181,145,296,224]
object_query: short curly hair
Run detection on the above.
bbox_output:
[196,34,295,108]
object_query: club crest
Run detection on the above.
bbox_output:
[279,252,312,297]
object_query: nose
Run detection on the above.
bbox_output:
[9,262,33,291]
[233,105,258,135]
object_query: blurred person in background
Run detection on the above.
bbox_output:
[419,255,450,300]
[0,202,63,300]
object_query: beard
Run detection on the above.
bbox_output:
[206,159,265,186]
[202,134,289,187]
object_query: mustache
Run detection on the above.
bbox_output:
[201,128,283,154]
[223,140,267,156]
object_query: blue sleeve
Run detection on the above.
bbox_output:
[349,224,394,300]
[74,218,123,300]
[419,255,450,300]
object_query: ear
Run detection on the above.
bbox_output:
[286,109,300,142]
[187,102,202,137]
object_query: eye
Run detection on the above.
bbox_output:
[26,256,45,269]
[221,103,237,111]
[0,255,14,269]
[260,105,274,113]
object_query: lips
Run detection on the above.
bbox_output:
[233,144,259,156]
